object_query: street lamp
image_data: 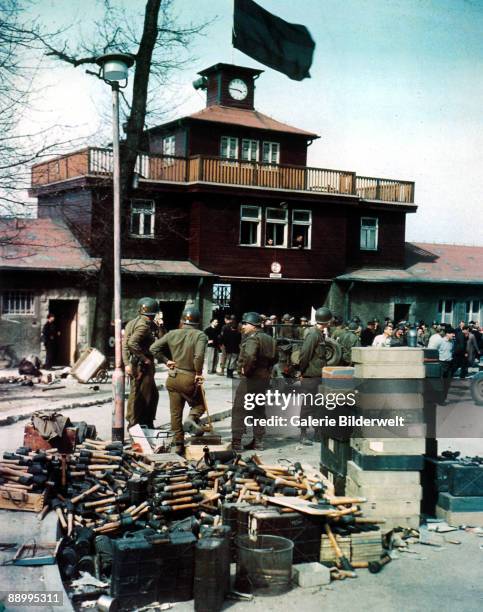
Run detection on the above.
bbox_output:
[96,52,135,442]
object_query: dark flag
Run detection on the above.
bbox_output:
[232,0,315,81]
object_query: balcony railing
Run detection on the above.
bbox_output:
[31,147,415,204]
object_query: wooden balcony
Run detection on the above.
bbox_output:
[31,147,415,204]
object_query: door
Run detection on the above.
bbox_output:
[48,299,79,366]
[394,303,411,323]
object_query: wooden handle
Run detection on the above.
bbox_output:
[55,507,68,530]
[0,467,32,479]
[71,483,102,504]
[170,502,198,511]
[85,496,116,508]
[162,495,196,506]
[325,496,366,505]
[164,482,194,492]
[325,523,343,558]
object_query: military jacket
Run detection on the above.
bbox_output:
[122,315,156,366]
[238,330,277,378]
[150,326,207,374]
[299,327,326,378]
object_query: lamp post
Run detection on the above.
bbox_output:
[96,53,135,442]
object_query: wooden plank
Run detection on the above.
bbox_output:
[265,496,336,516]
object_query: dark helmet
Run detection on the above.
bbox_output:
[181,306,201,326]
[138,297,158,316]
[282,313,293,322]
[315,307,332,323]
[348,321,359,331]
[352,315,361,324]
[242,312,262,326]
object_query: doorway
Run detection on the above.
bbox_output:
[394,303,411,323]
[48,299,79,366]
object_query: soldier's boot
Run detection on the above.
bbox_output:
[230,437,243,452]
[244,437,264,451]
[226,369,234,378]
[300,428,313,446]
[183,417,204,436]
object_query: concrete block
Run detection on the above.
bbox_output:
[354,363,426,379]
[360,498,421,517]
[437,492,483,513]
[435,506,483,527]
[354,424,426,440]
[356,379,424,393]
[352,347,423,365]
[356,392,424,411]
[345,476,423,501]
[347,460,420,487]
[350,437,426,456]
[293,562,331,587]
[352,449,424,471]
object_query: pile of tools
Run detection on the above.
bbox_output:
[1,439,393,609]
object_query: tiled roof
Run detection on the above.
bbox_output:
[185,105,319,137]
[0,218,213,277]
[337,242,483,284]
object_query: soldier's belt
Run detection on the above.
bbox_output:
[174,368,196,375]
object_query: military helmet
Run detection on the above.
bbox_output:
[300,316,308,322]
[315,307,332,323]
[242,312,262,326]
[282,313,292,321]
[348,321,359,331]
[138,297,158,316]
[181,306,201,325]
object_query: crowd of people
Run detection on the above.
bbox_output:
[121,298,482,455]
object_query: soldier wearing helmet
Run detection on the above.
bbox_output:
[122,297,160,428]
[297,306,332,445]
[339,321,361,365]
[150,305,208,455]
[231,312,277,451]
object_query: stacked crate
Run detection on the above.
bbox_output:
[346,347,426,531]
[436,461,483,526]
[319,366,356,495]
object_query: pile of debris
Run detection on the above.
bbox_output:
[0,430,394,611]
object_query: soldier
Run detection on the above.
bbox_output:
[298,316,310,340]
[41,313,60,370]
[279,313,297,339]
[361,320,376,347]
[330,316,346,342]
[340,321,361,365]
[217,314,232,375]
[298,306,332,445]
[122,297,159,429]
[150,306,207,455]
[231,312,277,451]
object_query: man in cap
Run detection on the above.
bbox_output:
[298,316,310,340]
[150,306,208,454]
[122,297,160,428]
[219,315,242,378]
[361,319,376,347]
[340,321,361,365]
[297,306,332,445]
[231,312,277,451]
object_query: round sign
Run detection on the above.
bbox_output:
[271,261,282,274]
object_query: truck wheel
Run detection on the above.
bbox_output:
[325,338,342,366]
[471,373,483,406]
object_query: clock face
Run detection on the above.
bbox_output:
[228,78,248,100]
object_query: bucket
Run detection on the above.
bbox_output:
[235,535,293,595]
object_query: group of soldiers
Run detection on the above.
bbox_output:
[122,299,334,454]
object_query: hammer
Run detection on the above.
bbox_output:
[368,554,391,574]
[161,494,203,506]
[51,498,68,531]
[325,523,354,572]
[71,483,103,504]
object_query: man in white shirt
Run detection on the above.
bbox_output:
[372,325,394,347]
[428,330,444,350]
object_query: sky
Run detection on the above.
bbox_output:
[20,0,483,245]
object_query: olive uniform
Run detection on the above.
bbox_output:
[232,322,277,448]
[339,330,361,365]
[150,325,207,446]
[122,315,159,428]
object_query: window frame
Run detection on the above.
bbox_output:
[130,198,155,239]
[291,209,312,250]
[1,291,35,316]
[220,136,239,161]
[241,139,259,163]
[162,134,176,157]
[239,205,262,247]
[262,141,280,165]
[438,299,454,325]
[466,300,481,322]
[360,216,379,251]
[265,207,288,248]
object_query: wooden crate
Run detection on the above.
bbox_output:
[0,488,46,512]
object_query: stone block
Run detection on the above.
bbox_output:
[356,392,424,411]
[435,506,483,527]
[345,476,423,501]
[347,460,420,486]
[352,347,423,365]
[354,363,426,379]
[350,437,426,456]
[293,562,331,587]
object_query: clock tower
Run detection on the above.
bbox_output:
[195,63,263,110]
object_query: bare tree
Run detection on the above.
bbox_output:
[31,0,208,353]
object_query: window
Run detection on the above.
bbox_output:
[220,136,238,160]
[213,284,232,308]
[360,217,378,251]
[130,199,155,237]
[162,135,176,157]
[438,300,454,324]
[2,291,35,315]
[241,139,259,162]
[291,209,312,249]
[265,208,288,247]
[262,141,280,165]
[240,205,261,246]
[466,300,481,322]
